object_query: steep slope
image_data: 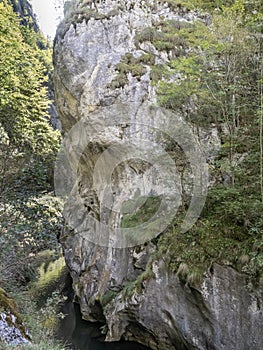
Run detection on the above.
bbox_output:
[53,1,263,349]
[10,0,39,31]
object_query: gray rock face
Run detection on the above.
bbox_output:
[0,312,30,346]
[0,289,30,346]
[54,0,201,130]
[53,1,263,349]
[102,262,263,350]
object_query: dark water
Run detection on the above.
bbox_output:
[58,299,150,350]
[56,273,150,350]
[72,338,149,350]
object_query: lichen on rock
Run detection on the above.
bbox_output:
[0,288,30,346]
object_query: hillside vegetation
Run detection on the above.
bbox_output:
[0,0,262,348]
[0,1,63,348]
[152,0,263,283]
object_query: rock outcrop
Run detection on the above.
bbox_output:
[10,0,39,32]
[53,1,263,349]
[0,288,30,346]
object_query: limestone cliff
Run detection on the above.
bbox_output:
[53,1,263,349]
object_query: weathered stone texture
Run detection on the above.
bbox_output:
[54,1,262,349]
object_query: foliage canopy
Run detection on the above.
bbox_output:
[0,0,62,290]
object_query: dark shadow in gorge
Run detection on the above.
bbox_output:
[57,273,150,350]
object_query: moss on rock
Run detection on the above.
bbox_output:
[0,288,30,343]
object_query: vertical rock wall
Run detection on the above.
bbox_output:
[53,1,263,349]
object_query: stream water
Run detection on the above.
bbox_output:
[41,289,150,349]
[71,338,150,350]
[58,299,150,350]
[36,263,150,350]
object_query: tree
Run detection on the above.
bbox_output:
[0,1,62,288]
[157,3,261,187]
[154,1,263,279]
[0,0,60,193]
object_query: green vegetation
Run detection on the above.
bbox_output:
[148,1,263,283]
[0,290,65,350]
[100,290,118,307]
[108,0,263,287]
[0,2,59,158]
[1,0,263,346]
[31,255,66,306]
[57,0,120,39]
[109,52,153,89]
[121,195,162,228]
[0,289,31,346]
[159,0,235,11]
[135,20,193,53]
[122,258,155,299]
[0,1,65,347]
[0,0,62,290]
[4,342,65,350]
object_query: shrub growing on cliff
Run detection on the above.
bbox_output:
[0,290,66,350]
[153,1,263,281]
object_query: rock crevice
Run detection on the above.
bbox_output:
[54,1,263,349]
